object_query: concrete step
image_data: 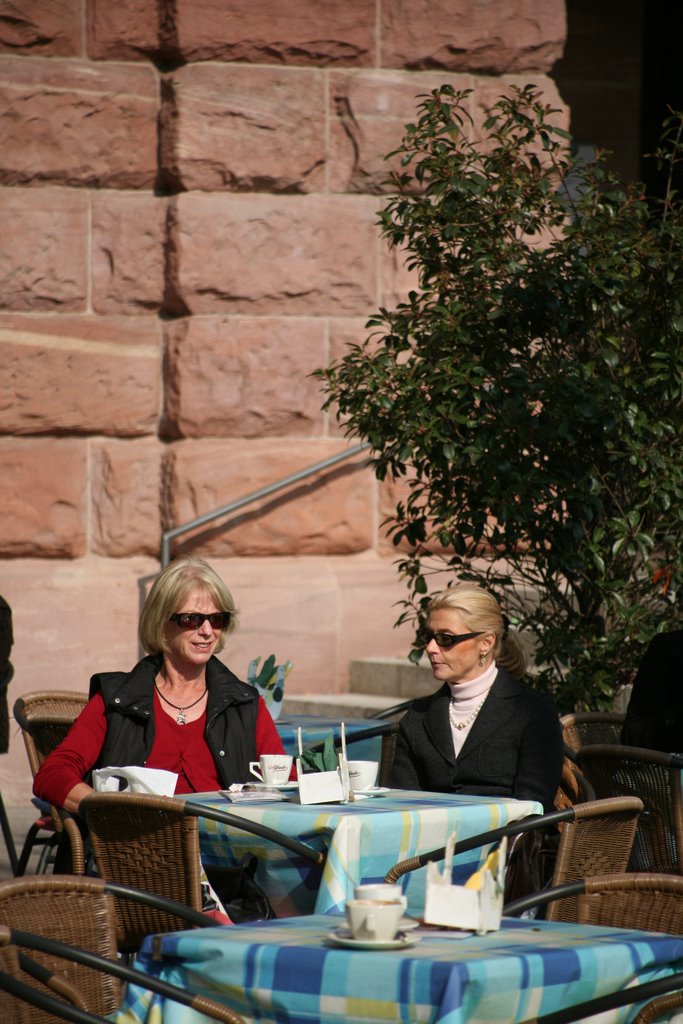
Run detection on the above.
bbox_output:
[281,656,437,720]
[349,657,435,699]
[281,691,400,719]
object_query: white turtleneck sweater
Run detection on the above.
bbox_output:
[447,661,498,757]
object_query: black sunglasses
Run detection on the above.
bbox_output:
[418,630,483,650]
[169,612,231,630]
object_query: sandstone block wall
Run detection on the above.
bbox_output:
[0,0,567,801]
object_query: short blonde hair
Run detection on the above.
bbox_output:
[428,583,527,677]
[139,556,238,655]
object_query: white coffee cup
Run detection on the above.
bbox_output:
[249,754,293,785]
[345,898,405,942]
[346,760,379,791]
[354,882,406,911]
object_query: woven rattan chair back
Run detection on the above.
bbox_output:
[576,871,683,930]
[12,691,89,874]
[0,875,121,1022]
[13,692,89,780]
[545,796,642,921]
[577,744,683,874]
[82,792,205,953]
[560,712,625,756]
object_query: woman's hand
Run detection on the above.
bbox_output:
[62,781,95,814]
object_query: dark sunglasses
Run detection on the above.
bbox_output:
[169,612,231,630]
[418,630,483,650]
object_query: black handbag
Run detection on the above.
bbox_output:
[205,854,276,923]
[503,826,559,909]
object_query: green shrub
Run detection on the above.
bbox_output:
[316,84,682,711]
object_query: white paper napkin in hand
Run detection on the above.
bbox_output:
[92,765,178,796]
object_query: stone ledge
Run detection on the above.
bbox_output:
[281,691,399,719]
[349,656,435,699]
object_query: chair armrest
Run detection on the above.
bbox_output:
[384,807,575,882]
[101,879,218,929]
[2,926,246,1024]
[503,879,586,917]
[0,967,106,1024]
[520,971,683,1024]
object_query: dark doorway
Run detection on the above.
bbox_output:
[553,0,683,198]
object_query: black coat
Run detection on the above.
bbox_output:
[89,652,260,788]
[621,630,683,753]
[389,667,563,812]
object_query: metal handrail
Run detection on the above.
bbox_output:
[160,442,371,566]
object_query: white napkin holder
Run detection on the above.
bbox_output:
[423,832,507,934]
[295,757,345,804]
[92,765,178,796]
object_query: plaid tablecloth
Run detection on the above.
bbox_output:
[116,914,683,1024]
[190,791,541,917]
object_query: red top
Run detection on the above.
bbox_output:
[33,689,288,808]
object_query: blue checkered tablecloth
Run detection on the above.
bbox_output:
[115,913,683,1024]
[189,791,541,918]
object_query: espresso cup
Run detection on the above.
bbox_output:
[354,882,406,911]
[345,898,405,942]
[249,754,293,785]
[346,760,379,792]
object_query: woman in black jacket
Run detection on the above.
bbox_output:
[390,584,563,812]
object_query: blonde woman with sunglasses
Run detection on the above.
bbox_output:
[389,584,563,811]
[34,555,289,816]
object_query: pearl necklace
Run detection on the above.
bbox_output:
[154,682,207,725]
[449,697,485,731]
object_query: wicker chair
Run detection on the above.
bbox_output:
[0,874,244,1023]
[509,872,683,1024]
[384,796,642,922]
[560,711,625,758]
[542,796,642,920]
[13,691,90,875]
[81,791,324,951]
[576,744,683,873]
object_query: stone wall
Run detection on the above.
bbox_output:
[0,0,567,802]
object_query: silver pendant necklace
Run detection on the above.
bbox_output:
[154,682,207,725]
[449,697,485,731]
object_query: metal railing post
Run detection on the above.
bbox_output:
[160,442,371,566]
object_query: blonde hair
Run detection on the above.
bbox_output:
[138,556,238,655]
[428,583,527,678]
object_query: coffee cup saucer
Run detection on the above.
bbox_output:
[326,926,421,950]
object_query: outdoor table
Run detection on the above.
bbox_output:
[189,790,540,918]
[276,713,383,763]
[116,913,683,1024]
